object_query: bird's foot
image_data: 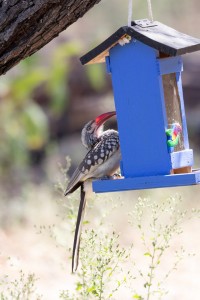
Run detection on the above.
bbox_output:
[112,173,123,179]
[100,174,123,180]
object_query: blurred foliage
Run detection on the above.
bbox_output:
[0,270,41,300]
[21,103,48,150]
[86,64,106,92]
[46,42,82,115]
[0,41,84,179]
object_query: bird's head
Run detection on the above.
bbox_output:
[81,111,116,149]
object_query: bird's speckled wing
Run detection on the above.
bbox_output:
[64,130,119,195]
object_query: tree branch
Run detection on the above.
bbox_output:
[0,0,101,75]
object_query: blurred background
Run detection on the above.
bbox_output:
[0,0,200,299]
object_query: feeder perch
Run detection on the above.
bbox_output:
[80,19,200,193]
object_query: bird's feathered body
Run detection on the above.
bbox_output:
[65,130,120,196]
[64,112,120,272]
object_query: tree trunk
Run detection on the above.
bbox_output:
[0,0,101,75]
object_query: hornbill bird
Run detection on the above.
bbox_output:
[64,111,120,272]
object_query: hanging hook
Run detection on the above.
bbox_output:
[128,0,154,27]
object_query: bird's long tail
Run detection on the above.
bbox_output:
[72,183,86,273]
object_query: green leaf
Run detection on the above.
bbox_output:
[144,252,152,257]
[83,220,90,225]
[76,282,83,291]
[132,294,143,299]
[87,286,98,296]
[108,293,113,298]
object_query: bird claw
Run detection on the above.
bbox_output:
[112,173,122,179]
[100,173,122,180]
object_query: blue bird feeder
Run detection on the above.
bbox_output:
[80,19,200,193]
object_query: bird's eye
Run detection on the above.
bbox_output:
[87,125,91,130]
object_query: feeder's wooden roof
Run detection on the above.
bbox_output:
[80,19,200,65]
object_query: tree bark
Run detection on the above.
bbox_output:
[0,0,101,75]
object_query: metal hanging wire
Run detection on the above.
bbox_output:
[147,0,154,22]
[128,0,154,26]
[128,0,133,26]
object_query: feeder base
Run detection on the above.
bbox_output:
[92,170,200,193]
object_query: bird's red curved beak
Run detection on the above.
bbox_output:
[95,111,116,128]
